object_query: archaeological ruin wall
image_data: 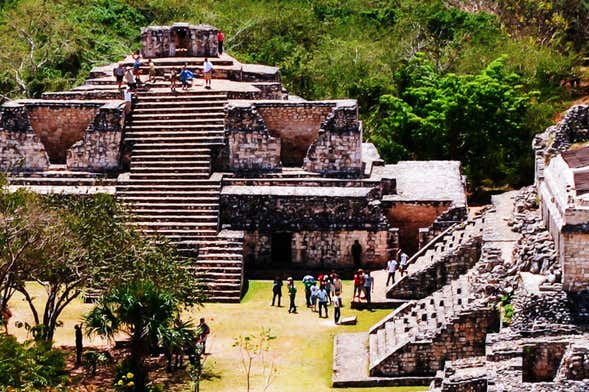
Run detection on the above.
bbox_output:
[141,23,219,58]
[220,187,394,269]
[0,100,125,172]
[222,100,363,177]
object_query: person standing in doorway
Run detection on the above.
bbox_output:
[217,30,225,55]
[287,277,297,314]
[398,249,409,277]
[203,58,214,89]
[333,291,342,324]
[363,270,374,303]
[386,254,398,286]
[271,275,283,307]
[351,240,362,269]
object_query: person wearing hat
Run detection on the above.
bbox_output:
[287,277,297,314]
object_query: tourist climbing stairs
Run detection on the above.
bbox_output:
[116,88,244,302]
[368,275,498,377]
[386,215,485,300]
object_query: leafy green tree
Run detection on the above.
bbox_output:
[85,280,190,392]
[367,54,537,190]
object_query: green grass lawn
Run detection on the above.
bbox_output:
[9,281,427,392]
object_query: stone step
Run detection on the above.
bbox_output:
[129,165,212,172]
[197,271,242,280]
[129,209,219,217]
[119,178,219,186]
[121,202,219,210]
[118,196,219,204]
[125,136,224,144]
[131,151,211,158]
[128,214,218,223]
[125,131,224,139]
[9,177,117,186]
[130,161,212,169]
[131,157,212,164]
[133,106,224,115]
[137,94,226,102]
[119,183,220,191]
[134,100,226,109]
[131,142,221,149]
[132,112,224,121]
[127,174,212,181]
[129,118,224,127]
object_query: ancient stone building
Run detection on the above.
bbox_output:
[0,24,466,302]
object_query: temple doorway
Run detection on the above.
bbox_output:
[271,233,292,264]
[171,26,190,56]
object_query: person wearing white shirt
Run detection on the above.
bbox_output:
[203,58,214,89]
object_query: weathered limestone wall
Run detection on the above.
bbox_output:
[387,237,482,299]
[0,103,49,171]
[0,100,125,173]
[384,201,453,253]
[555,343,589,381]
[303,103,364,177]
[28,105,98,164]
[561,232,589,292]
[141,23,218,58]
[244,229,397,269]
[257,104,334,166]
[223,102,281,173]
[522,342,568,382]
[372,307,499,377]
[223,100,362,176]
[220,189,388,232]
[67,101,126,172]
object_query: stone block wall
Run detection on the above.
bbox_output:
[385,201,453,254]
[67,102,126,172]
[303,103,364,177]
[387,237,482,299]
[257,103,334,166]
[223,100,363,176]
[220,191,389,232]
[522,342,568,382]
[244,229,398,269]
[0,103,49,171]
[223,102,281,173]
[0,100,125,173]
[28,104,98,164]
[418,206,469,249]
[561,231,589,292]
[555,344,589,381]
[372,307,499,377]
[141,24,218,58]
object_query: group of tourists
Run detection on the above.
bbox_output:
[114,53,215,92]
[272,272,344,324]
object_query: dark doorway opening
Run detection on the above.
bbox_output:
[271,233,292,264]
[171,27,190,56]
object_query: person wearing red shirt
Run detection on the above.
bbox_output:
[353,269,365,301]
[217,31,225,55]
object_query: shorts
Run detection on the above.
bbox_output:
[204,71,212,80]
[116,75,123,82]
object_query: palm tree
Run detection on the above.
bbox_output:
[85,280,189,391]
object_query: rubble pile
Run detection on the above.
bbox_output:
[511,289,576,333]
[509,186,560,283]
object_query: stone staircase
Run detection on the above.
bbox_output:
[369,276,499,378]
[386,216,484,300]
[116,88,244,302]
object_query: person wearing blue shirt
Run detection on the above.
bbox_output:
[316,286,329,318]
[179,65,194,91]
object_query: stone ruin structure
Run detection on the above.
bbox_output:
[0,24,467,302]
[331,106,589,390]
